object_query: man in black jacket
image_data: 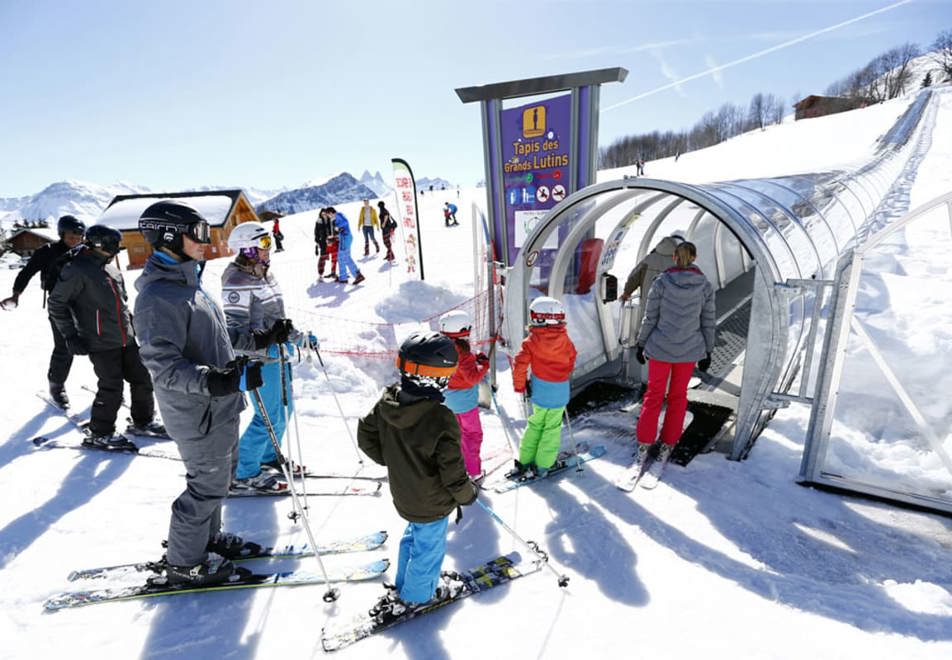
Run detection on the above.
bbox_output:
[48,225,163,450]
[1,215,86,408]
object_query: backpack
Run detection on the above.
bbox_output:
[41,245,80,292]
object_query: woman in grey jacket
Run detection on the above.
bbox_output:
[634,241,715,468]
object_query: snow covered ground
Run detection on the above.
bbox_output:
[2,88,952,660]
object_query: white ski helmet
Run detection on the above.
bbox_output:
[439,310,472,338]
[227,221,272,251]
[528,296,565,326]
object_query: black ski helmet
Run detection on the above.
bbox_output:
[138,200,212,257]
[396,331,458,378]
[57,215,86,237]
[84,225,123,256]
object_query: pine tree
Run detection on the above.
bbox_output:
[921,71,933,88]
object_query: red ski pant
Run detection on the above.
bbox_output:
[636,359,695,446]
[319,241,339,275]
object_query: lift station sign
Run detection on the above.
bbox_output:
[502,93,571,264]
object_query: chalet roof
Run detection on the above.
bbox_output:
[98,190,246,231]
[9,227,58,242]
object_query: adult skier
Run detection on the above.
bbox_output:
[221,221,308,493]
[633,241,715,472]
[619,234,684,340]
[134,200,264,586]
[443,202,458,227]
[47,225,163,450]
[357,198,380,256]
[378,201,398,263]
[328,207,365,285]
[357,331,477,621]
[1,215,86,408]
[314,207,337,278]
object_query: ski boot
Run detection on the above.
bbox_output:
[434,571,467,600]
[207,531,263,560]
[163,557,236,587]
[49,381,70,409]
[505,460,531,481]
[230,471,288,495]
[260,458,306,477]
[369,589,411,624]
[82,432,138,452]
[352,272,366,285]
[126,418,168,438]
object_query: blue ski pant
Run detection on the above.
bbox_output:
[338,240,359,281]
[395,517,449,604]
[235,351,293,480]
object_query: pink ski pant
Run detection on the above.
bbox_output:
[455,408,484,477]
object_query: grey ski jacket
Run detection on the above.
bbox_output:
[48,248,134,352]
[220,259,287,361]
[133,254,245,439]
[636,266,716,364]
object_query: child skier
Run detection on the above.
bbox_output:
[439,310,491,481]
[510,296,577,479]
[358,331,478,622]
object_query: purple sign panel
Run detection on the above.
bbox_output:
[501,93,571,266]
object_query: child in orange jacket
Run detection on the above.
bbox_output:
[511,297,576,478]
[439,311,490,480]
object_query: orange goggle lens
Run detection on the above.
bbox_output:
[395,356,457,378]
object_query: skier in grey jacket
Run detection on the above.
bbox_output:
[133,200,263,586]
[633,241,715,468]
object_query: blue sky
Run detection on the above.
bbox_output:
[0,0,948,197]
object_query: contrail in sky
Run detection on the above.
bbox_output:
[604,0,914,111]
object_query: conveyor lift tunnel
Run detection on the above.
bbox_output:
[501,88,941,460]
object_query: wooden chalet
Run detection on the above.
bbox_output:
[6,227,57,256]
[97,190,260,268]
[793,95,871,121]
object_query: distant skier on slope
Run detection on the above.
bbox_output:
[1,215,86,408]
[357,331,477,622]
[443,202,458,227]
[378,201,398,263]
[439,310,490,482]
[329,207,365,285]
[633,241,715,474]
[221,221,316,494]
[134,200,264,586]
[271,217,285,252]
[510,297,577,479]
[47,225,164,451]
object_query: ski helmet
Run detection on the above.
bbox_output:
[227,221,272,252]
[528,296,565,326]
[138,200,212,257]
[438,310,472,338]
[57,215,86,237]
[396,331,458,379]
[84,225,123,256]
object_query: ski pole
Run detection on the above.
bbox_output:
[313,347,364,466]
[563,410,583,473]
[279,343,310,516]
[250,386,341,603]
[475,498,569,588]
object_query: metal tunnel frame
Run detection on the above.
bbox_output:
[501,88,942,460]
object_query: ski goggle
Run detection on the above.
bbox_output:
[189,220,211,244]
[254,234,272,250]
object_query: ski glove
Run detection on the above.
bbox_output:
[475,352,490,366]
[524,381,532,398]
[66,335,89,356]
[0,293,19,310]
[207,358,262,396]
[698,353,712,372]
[635,345,646,365]
[253,318,294,349]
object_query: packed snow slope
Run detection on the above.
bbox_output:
[2,89,952,660]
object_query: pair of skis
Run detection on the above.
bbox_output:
[45,530,390,611]
[615,445,671,491]
[485,443,607,493]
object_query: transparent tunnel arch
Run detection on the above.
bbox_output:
[501,89,940,459]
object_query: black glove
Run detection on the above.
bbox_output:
[475,352,489,366]
[206,362,241,397]
[525,381,532,398]
[462,482,478,506]
[698,353,712,372]
[240,360,264,391]
[253,319,294,349]
[66,335,89,356]
[635,345,645,365]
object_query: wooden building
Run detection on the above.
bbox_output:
[793,95,871,121]
[6,228,56,256]
[97,190,260,268]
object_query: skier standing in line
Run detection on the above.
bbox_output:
[439,310,490,482]
[358,331,477,621]
[1,215,86,408]
[314,207,337,279]
[134,200,264,586]
[619,234,684,340]
[510,297,577,479]
[271,217,285,252]
[329,207,365,285]
[221,221,309,493]
[633,241,715,471]
[378,201,398,263]
[357,198,380,256]
[47,225,164,450]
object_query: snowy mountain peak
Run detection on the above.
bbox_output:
[256,172,378,215]
[359,170,393,198]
